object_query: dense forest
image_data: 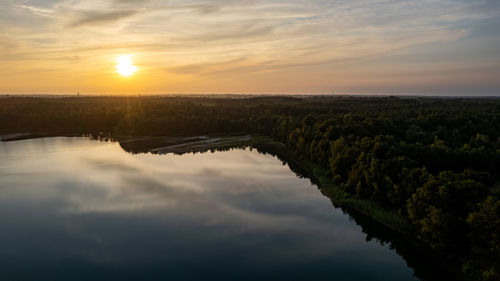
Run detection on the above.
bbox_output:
[1,95,499,280]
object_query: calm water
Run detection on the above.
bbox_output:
[0,137,420,281]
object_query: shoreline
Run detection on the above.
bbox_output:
[0,133,467,279]
[112,133,467,280]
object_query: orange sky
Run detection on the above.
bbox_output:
[1,0,500,95]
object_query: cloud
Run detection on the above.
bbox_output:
[168,58,249,74]
[181,23,276,43]
[70,10,141,27]
[15,5,55,16]
[188,4,223,15]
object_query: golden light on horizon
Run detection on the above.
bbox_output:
[115,55,138,77]
[0,1,498,95]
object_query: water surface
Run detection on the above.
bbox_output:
[0,137,420,281]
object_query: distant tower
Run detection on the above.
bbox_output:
[77,91,80,96]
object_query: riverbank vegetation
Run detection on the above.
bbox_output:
[1,95,499,280]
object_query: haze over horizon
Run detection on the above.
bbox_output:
[1,0,500,96]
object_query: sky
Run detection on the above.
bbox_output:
[1,0,500,95]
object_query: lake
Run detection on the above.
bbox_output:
[0,137,424,281]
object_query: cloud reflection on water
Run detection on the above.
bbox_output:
[0,137,418,281]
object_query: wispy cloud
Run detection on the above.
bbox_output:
[15,4,55,16]
[70,10,141,27]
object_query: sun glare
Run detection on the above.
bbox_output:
[116,55,138,77]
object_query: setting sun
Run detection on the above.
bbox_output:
[115,55,138,77]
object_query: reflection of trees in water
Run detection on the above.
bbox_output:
[117,136,251,155]
[118,138,460,281]
[253,143,460,281]
[341,208,455,281]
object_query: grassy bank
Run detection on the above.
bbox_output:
[248,136,412,233]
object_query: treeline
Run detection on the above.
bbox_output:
[1,95,499,279]
[266,100,500,280]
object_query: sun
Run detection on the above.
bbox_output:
[115,55,138,77]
